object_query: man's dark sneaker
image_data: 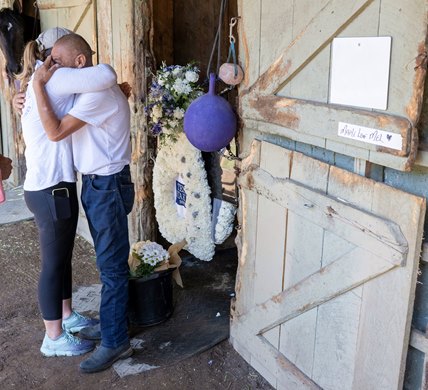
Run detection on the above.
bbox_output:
[79,342,133,373]
[79,323,101,341]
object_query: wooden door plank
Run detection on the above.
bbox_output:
[238,328,321,389]
[311,291,361,389]
[238,0,261,88]
[239,166,408,264]
[352,180,426,390]
[231,141,262,379]
[254,198,285,347]
[283,0,330,101]
[232,141,261,317]
[378,0,428,124]
[260,1,293,76]
[279,147,329,377]
[239,247,395,335]
[310,162,374,388]
[96,0,113,64]
[247,0,375,95]
[253,142,291,347]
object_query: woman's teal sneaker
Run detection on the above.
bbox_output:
[40,331,95,357]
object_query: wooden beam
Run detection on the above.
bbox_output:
[239,166,408,264]
[236,247,394,335]
[236,328,322,389]
[37,0,90,9]
[241,95,412,157]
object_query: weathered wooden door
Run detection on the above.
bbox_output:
[232,1,428,389]
[232,141,425,389]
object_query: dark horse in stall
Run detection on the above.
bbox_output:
[0,2,39,78]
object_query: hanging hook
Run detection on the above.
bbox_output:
[229,16,240,44]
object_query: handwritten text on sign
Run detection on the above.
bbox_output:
[338,122,402,151]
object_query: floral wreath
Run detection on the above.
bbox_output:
[153,134,216,261]
[149,63,237,260]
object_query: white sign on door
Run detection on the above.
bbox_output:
[329,36,392,110]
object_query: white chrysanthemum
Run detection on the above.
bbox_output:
[158,77,165,86]
[168,119,179,128]
[214,201,236,244]
[152,105,162,119]
[172,67,182,76]
[173,79,192,95]
[185,70,199,83]
[138,242,169,266]
[173,108,185,120]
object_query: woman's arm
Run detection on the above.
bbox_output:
[46,63,117,96]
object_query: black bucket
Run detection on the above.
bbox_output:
[128,268,174,326]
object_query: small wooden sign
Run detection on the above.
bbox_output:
[338,122,402,150]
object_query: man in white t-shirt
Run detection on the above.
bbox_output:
[33,34,135,373]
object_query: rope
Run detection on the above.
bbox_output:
[206,0,228,78]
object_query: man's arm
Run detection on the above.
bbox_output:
[33,56,87,142]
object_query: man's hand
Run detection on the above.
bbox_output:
[119,82,132,99]
[0,155,12,180]
[33,55,60,86]
[12,92,26,115]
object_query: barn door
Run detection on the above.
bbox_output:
[231,140,425,389]
[37,0,96,53]
[233,1,428,389]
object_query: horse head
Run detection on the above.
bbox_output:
[0,8,24,76]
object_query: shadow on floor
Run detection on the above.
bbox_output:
[126,248,237,368]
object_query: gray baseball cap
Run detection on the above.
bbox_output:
[35,27,73,52]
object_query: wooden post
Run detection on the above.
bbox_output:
[128,0,157,242]
[97,0,156,242]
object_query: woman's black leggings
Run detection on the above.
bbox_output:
[24,181,78,321]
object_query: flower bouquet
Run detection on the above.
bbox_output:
[145,62,203,145]
[128,240,184,286]
[128,240,186,326]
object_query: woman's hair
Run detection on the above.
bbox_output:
[15,40,45,93]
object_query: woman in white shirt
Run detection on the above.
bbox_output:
[16,28,118,357]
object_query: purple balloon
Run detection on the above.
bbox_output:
[184,73,237,152]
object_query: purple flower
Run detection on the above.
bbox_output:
[151,122,162,135]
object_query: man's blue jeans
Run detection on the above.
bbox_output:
[81,165,134,348]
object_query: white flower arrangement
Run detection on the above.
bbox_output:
[130,241,170,277]
[214,201,237,245]
[145,63,203,145]
[153,133,215,261]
